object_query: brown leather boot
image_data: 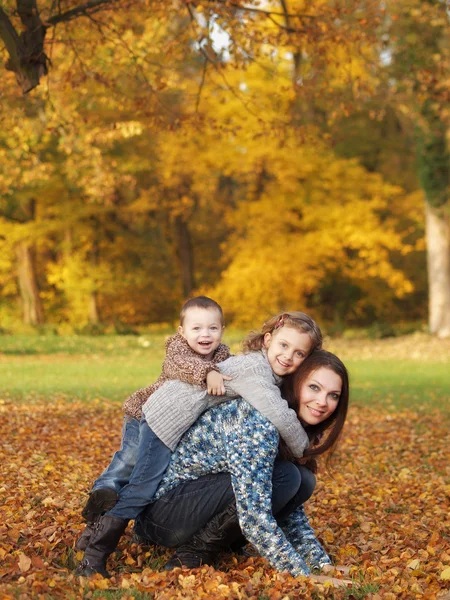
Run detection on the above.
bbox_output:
[75,514,128,578]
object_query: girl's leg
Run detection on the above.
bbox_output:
[76,416,140,550]
[91,415,140,494]
[107,418,172,520]
[76,419,171,577]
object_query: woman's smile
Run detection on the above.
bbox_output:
[298,367,342,425]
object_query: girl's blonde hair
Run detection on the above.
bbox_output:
[242,311,322,354]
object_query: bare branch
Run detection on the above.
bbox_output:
[206,0,318,19]
[46,0,119,25]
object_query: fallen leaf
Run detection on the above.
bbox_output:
[18,553,31,573]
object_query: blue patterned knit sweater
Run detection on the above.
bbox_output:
[154,399,331,577]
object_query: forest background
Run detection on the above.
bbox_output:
[1,0,450,338]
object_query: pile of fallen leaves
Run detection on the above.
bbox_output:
[1,398,449,599]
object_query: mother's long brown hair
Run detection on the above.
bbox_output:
[281,350,349,471]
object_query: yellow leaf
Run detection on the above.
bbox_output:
[407,559,420,569]
[18,553,31,572]
[440,566,450,580]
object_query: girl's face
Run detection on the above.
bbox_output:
[298,367,342,425]
[263,326,312,377]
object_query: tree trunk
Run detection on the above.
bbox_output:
[15,241,44,325]
[88,292,100,324]
[415,101,450,338]
[425,202,450,338]
[175,215,195,298]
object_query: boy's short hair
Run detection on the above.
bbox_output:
[180,296,225,326]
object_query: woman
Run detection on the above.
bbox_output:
[133,350,349,579]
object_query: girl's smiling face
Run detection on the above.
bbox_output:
[263,326,312,376]
[298,367,342,425]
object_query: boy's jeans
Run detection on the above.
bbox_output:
[107,418,171,520]
[91,416,140,494]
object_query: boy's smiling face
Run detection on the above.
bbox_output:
[179,307,224,359]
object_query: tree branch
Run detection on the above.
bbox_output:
[0,6,21,66]
[46,0,119,25]
[0,1,49,93]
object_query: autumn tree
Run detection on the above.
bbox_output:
[381,0,450,338]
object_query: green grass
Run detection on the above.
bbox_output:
[345,359,450,411]
[1,333,449,412]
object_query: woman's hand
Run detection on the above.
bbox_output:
[321,564,351,576]
[310,574,352,588]
[206,371,232,395]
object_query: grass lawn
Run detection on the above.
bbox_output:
[1,331,449,413]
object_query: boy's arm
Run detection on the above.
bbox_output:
[221,356,309,459]
[163,335,230,387]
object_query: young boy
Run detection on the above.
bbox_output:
[76,296,230,550]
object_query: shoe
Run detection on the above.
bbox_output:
[75,514,128,578]
[81,488,119,522]
[163,502,241,571]
[75,520,97,551]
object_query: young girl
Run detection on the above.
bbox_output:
[76,311,323,578]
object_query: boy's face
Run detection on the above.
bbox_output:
[178,307,224,360]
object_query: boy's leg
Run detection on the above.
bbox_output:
[107,418,172,520]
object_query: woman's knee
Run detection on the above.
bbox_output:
[272,461,302,513]
[297,465,316,502]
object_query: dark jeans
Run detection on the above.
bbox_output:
[134,460,316,548]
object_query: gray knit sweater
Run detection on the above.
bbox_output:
[142,350,309,457]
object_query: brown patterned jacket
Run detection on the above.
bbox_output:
[123,333,231,420]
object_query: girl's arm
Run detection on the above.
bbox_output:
[279,507,332,570]
[226,416,311,577]
[221,354,309,459]
[163,334,230,386]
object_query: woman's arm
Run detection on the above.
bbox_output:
[278,507,332,570]
[225,410,311,576]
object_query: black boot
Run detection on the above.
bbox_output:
[81,488,119,521]
[75,514,128,578]
[75,520,97,551]
[163,502,242,570]
[76,488,119,551]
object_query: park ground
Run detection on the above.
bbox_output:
[0,332,449,599]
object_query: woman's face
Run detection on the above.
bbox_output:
[298,367,342,425]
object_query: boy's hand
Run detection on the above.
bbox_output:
[206,371,232,395]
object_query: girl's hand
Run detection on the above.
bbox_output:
[206,371,232,395]
[310,574,352,588]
